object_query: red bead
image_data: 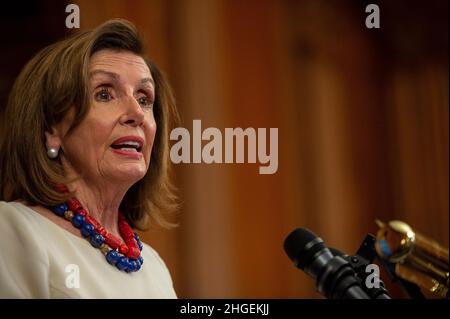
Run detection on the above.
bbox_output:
[104,235,122,250]
[119,244,129,255]
[105,232,120,241]
[85,216,101,229]
[67,198,81,212]
[119,227,133,236]
[118,220,128,227]
[119,221,133,230]
[127,247,140,259]
[120,222,132,229]
[125,237,139,248]
[96,226,107,237]
[124,233,136,241]
[127,243,140,251]
[120,227,134,237]
[75,207,88,216]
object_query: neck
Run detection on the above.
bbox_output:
[70,180,125,239]
[60,157,134,240]
[59,175,133,244]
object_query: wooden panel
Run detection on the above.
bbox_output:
[27,0,446,298]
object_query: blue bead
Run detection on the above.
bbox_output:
[138,256,144,266]
[71,214,85,228]
[106,250,121,265]
[135,234,143,251]
[128,260,138,272]
[116,257,129,271]
[81,223,95,238]
[134,258,142,271]
[90,233,104,248]
[53,203,68,217]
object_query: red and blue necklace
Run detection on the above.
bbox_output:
[49,185,144,273]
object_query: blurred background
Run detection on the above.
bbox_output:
[0,0,448,298]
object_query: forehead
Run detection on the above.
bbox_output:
[89,49,152,80]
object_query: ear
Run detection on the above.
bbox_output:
[44,128,63,150]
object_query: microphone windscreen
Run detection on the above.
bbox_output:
[284,228,326,269]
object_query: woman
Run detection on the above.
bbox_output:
[0,19,179,298]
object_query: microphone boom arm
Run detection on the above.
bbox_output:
[338,233,425,299]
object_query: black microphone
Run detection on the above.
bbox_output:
[284,228,370,299]
[330,245,391,299]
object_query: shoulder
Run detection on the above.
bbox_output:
[0,201,48,251]
[0,201,51,298]
[0,201,54,236]
[140,242,176,290]
[0,201,52,265]
[0,201,39,233]
[142,242,169,269]
[0,200,26,216]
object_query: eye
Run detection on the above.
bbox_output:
[94,88,113,102]
[137,94,154,109]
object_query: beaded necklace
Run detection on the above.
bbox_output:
[49,185,144,273]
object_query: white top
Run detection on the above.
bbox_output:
[0,201,177,299]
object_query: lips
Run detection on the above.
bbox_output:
[110,136,144,158]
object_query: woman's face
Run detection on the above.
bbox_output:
[48,49,157,185]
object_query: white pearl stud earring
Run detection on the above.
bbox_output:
[47,147,59,159]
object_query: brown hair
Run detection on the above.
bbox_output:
[0,19,179,230]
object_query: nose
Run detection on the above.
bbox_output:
[119,96,145,127]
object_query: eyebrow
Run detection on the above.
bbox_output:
[90,69,155,87]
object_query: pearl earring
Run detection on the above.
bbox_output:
[47,147,59,159]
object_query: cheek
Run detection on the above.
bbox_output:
[149,122,157,142]
[83,120,113,150]
[144,119,157,157]
[64,117,113,159]
[146,115,157,144]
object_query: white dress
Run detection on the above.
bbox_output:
[0,201,177,298]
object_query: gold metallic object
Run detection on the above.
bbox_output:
[64,210,74,220]
[100,244,110,255]
[375,220,449,298]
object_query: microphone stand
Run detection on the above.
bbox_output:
[332,234,426,299]
[331,234,390,298]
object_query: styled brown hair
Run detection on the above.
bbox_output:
[0,19,179,230]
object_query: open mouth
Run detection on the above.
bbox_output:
[110,141,142,153]
[110,136,144,157]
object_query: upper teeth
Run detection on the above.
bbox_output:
[115,141,141,148]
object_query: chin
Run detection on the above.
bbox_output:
[115,165,148,182]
